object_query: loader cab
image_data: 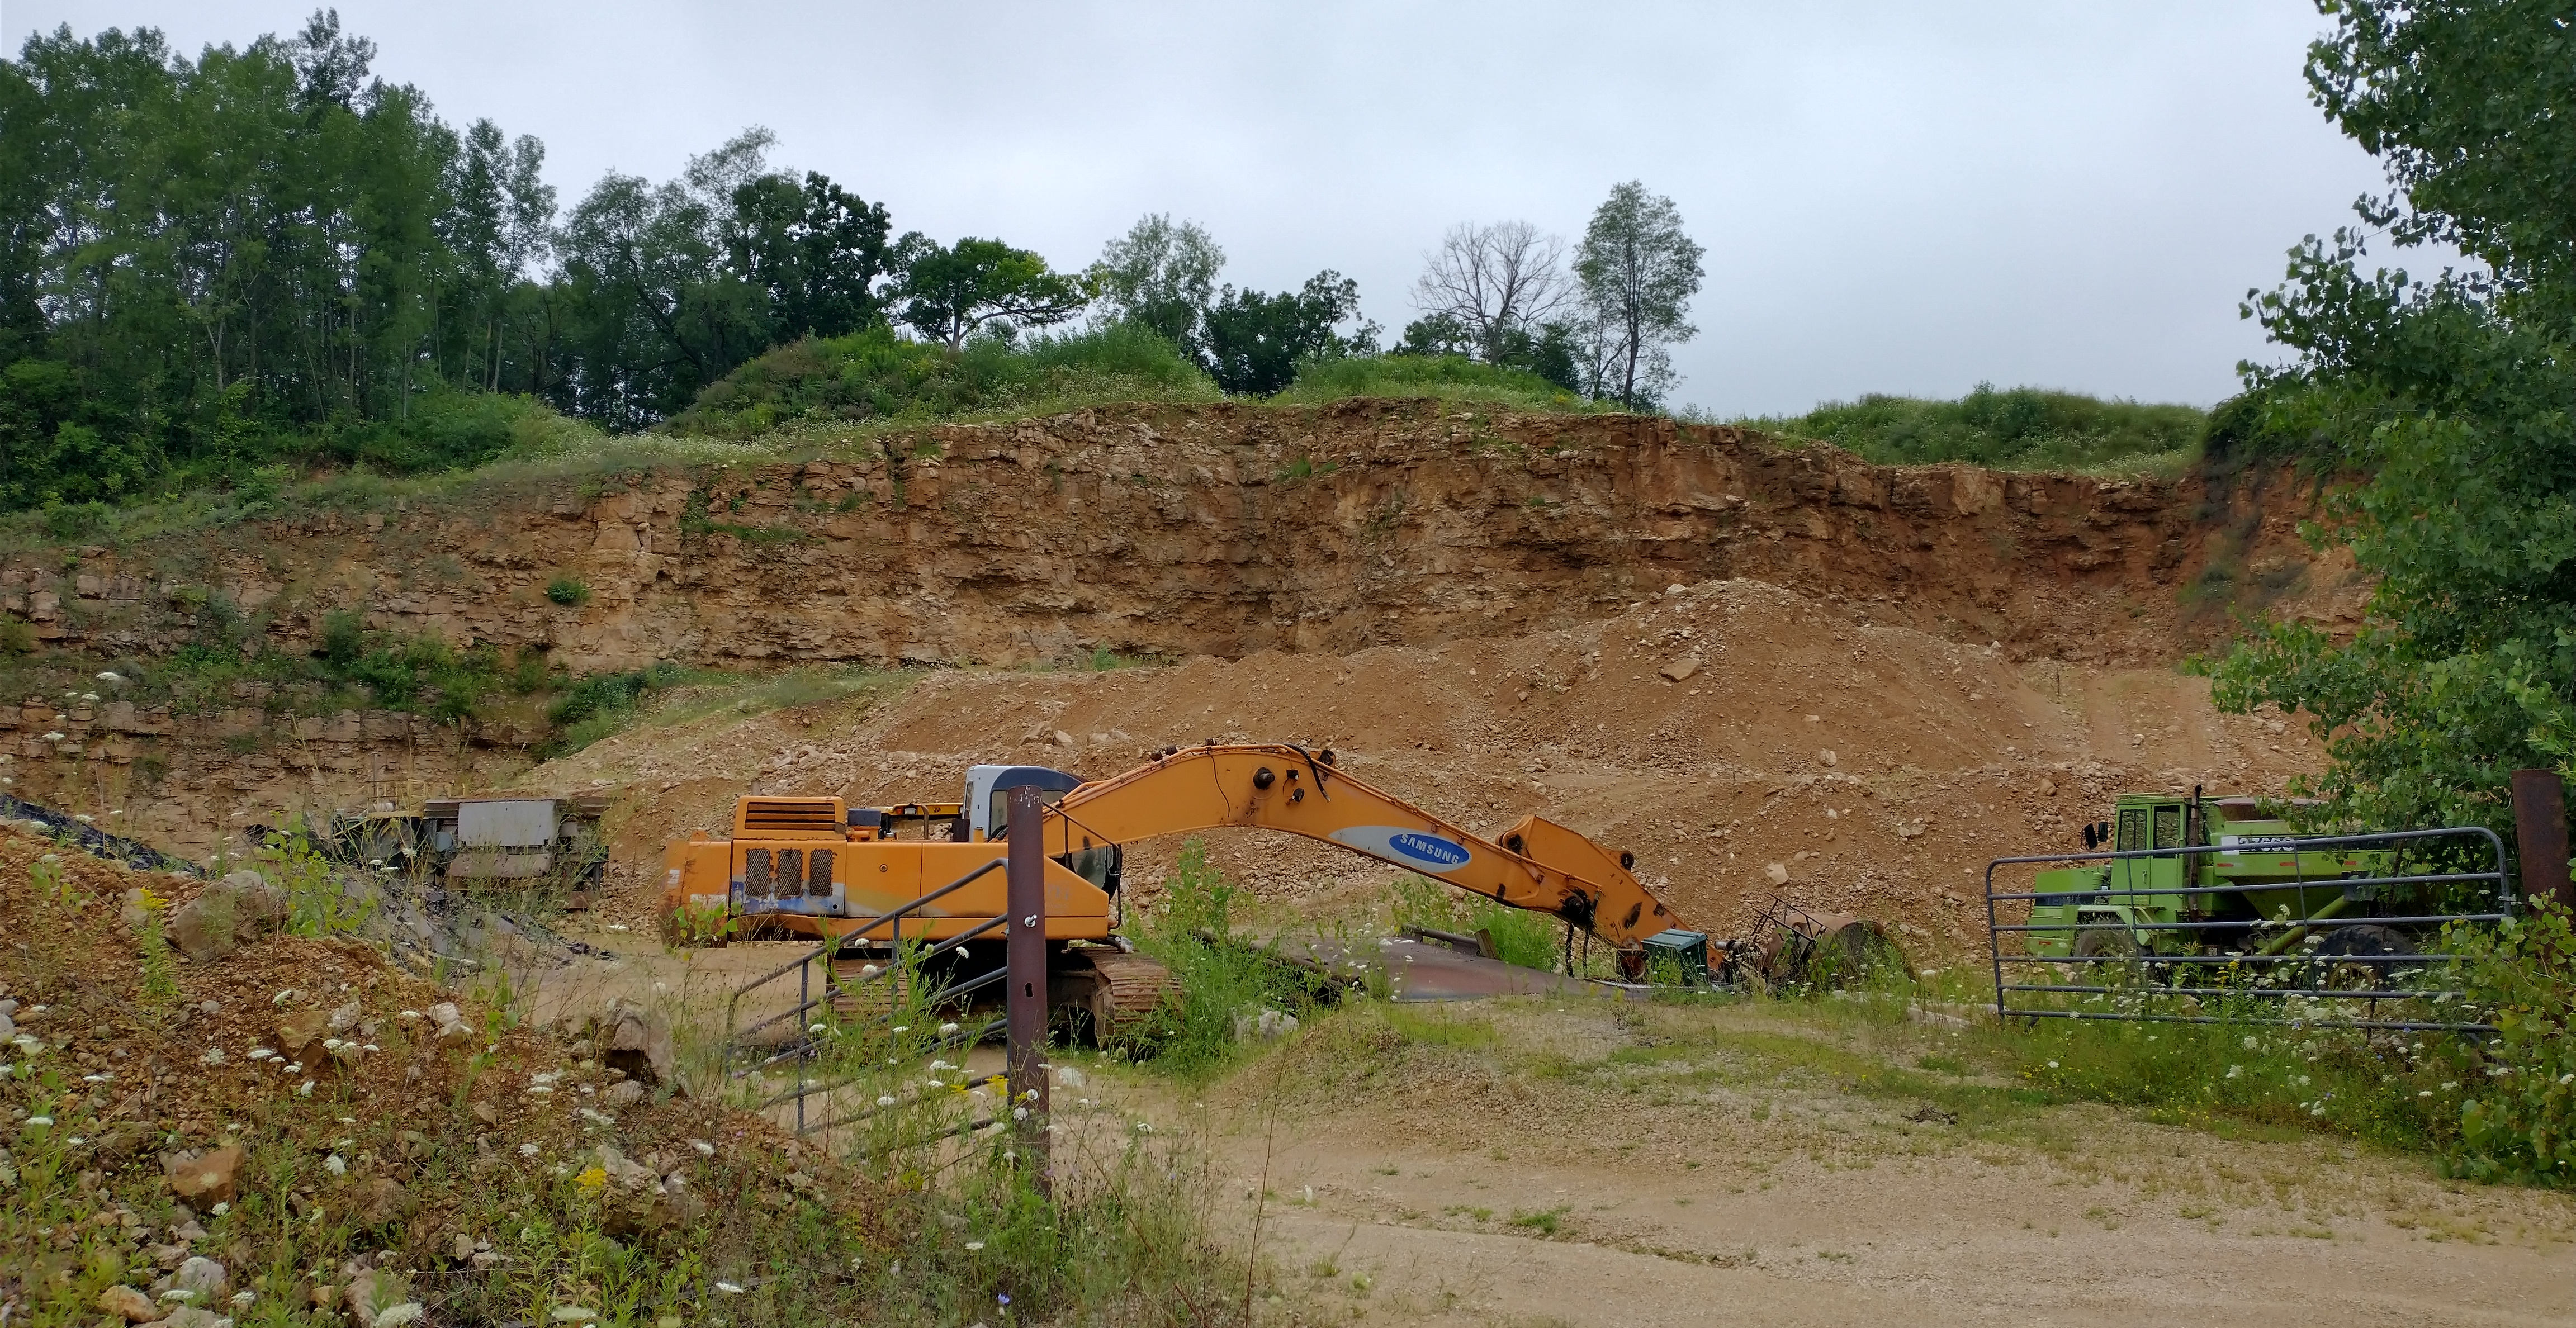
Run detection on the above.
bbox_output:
[2104,791,2209,912]
[963,764,1123,897]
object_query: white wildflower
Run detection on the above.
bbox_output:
[715,1282,745,1295]
[324,1154,347,1175]
[964,1241,984,1251]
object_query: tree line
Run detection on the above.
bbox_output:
[0,11,1703,514]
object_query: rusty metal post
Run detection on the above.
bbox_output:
[2510,769,2570,909]
[1005,784,1051,1191]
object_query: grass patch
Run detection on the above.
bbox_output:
[1385,874,1562,972]
[666,322,1221,439]
[1742,383,2207,475]
[557,665,923,756]
[1276,354,1608,414]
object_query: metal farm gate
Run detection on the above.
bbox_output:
[1983,826,2515,1033]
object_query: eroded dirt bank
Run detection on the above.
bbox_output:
[2,402,2354,863]
[3,402,2355,677]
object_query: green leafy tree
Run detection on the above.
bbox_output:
[1201,271,1374,395]
[1394,312,1474,358]
[1090,214,1224,357]
[726,170,892,342]
[2211,0,2576,841]
[888,235,1090,350]
[1572,181,1703,409]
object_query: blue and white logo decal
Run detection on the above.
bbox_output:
[1332,826,1472,872]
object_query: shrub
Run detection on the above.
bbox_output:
[545,575,591,606]
[2441,899,2576,1183]
[665,321,1219,438]
[347,391,570,474]
[544,660,686,753]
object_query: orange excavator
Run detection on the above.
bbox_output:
[660,742,1690,1031]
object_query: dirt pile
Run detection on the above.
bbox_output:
[0,823,888,1325]
[531,575,2322,956]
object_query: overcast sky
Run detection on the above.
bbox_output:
[9,1,2390,416]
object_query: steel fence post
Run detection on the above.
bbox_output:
[1006,783,1051,1194]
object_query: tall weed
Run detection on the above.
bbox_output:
[1385,874,1561,971]
[1124,840,1331,1077]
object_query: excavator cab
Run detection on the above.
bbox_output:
[964,764,1122,895]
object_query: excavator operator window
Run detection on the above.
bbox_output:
[2153,807,2182,851]
[987,787,1069,840]
[2116,809,2147,853]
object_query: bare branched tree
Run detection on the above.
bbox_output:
[1409,220,1571,361]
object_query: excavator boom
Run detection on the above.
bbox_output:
[1039,743,1683,952]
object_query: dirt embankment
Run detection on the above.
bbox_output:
[4,402,2356,677]
[534,576,2326,957]
[1,401,2355,876]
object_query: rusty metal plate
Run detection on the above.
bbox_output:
[446,850,553,879]
[1271,935,1611,1003]
[458,799,558,848]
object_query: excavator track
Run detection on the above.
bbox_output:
[1079,948,1177,1038]
[829,954,907,1021]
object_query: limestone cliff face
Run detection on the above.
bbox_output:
[0,401,2348,675]
[0,401,2355,853]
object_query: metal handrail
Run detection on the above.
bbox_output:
[730,859,1004,1003]
[730,914,1008,1047]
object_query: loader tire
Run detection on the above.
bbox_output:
[2073,927,2138,959]
[2073,927,2145,985]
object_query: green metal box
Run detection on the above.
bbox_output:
[1642,928,1711,985]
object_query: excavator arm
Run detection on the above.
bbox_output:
[1035,743,1687,954]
